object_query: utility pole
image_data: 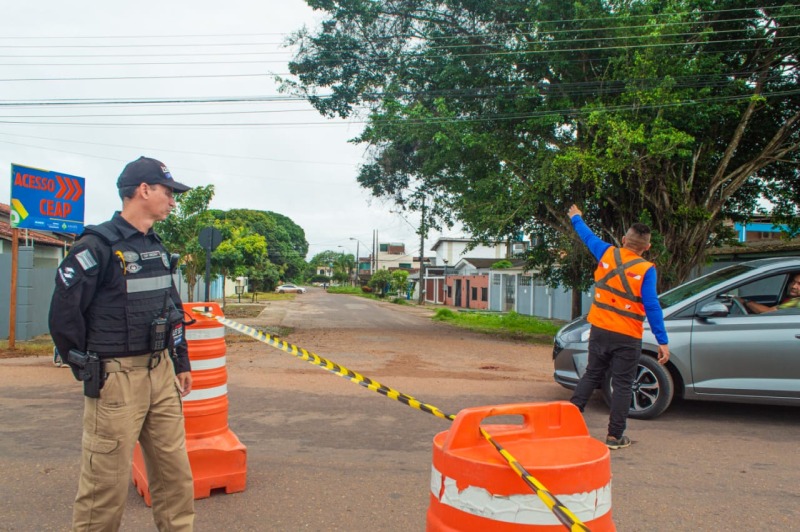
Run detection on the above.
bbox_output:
[373,229,379,273]
[354,240,359,285]
[417,198,426,305]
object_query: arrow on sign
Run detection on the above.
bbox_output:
[70,177,83,201]
[56,175,84,201]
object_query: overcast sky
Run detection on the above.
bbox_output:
[0,1,458,261]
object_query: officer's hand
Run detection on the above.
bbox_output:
[176,372,192,397]
[568,204,582,219]
[657,345,670,365]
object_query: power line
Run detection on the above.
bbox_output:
[0,95,304,106]
[0,131,354,166]
[1,4,793,42]
[0,73,273,82]
[0,138,353,184]
[0,41,289,49]
[0,89,795,129]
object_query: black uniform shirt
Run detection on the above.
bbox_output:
[48,212,191,374]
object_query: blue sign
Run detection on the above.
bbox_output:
[10,163,85,233]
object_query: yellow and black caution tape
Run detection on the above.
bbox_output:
[212,315,456,421]
[200,311,591,532]
[480,427,591,532]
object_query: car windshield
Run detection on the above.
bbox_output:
[658,263,755,308]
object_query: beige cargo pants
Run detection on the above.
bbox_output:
[72,352,194,532]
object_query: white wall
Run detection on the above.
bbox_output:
[434,240,505,266]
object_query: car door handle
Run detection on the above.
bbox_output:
[796,334,800,339]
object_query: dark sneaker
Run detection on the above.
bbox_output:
[605,435,631,450]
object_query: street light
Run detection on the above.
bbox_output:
[349,237,373,282]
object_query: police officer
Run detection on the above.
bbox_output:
[49,156,195,531]
[566,204,669,450]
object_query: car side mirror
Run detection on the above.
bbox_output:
[697,302,730,318]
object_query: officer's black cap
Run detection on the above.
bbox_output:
[117,156,191,193]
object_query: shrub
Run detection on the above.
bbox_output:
[433,308,457,320]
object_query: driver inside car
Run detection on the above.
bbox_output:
[738,272,800,314]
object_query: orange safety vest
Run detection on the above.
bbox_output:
[587,247,653,339]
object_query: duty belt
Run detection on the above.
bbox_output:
[104,351,166,373]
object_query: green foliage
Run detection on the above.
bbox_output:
[390,269,409,294]
[433,308,457,320]
[491,260,513,269]
[309,250,355,285]
[368,269,393,296]
[285,0,800,295]
[326,285,362,295]
[433,310,562,342]
[210,209,308,286]
[156,185,215,302]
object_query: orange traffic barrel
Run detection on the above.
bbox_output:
[427,402,614,531]
[133,302,247,505]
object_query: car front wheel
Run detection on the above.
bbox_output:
[602,355,674,420]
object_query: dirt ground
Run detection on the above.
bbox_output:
[2,290,798,531]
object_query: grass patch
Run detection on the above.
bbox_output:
[327,286,382,300]
[222,304,267,319]
[327,286,412,304]
[0,335,55,358]
[326,286,362,295]
[432,310,563,344]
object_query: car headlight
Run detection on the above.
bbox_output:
[558,321,591,344]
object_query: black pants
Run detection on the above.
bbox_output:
[570,326,641,439]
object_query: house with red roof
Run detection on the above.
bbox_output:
[0,202,75,267]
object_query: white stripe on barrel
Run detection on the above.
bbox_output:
[430,465,612,525]
[186,326,225,341]
[183,384,228,402]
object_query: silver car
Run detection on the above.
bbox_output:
[553,257,800,419]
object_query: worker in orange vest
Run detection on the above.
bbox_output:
[567,204,669,449]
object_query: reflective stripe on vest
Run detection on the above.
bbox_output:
[587,247,653,338]
[127,274,173,294]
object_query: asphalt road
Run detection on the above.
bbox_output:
[1,289,798,531]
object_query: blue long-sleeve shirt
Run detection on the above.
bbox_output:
[571,214,669,345]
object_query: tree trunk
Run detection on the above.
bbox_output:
[571,287,583,320]
[186,278,196,303]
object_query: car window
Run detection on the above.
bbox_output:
[735,274,786,303]
[709,273,788,316]
[659,263,754,308]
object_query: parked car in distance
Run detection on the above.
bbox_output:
[553,257,800,419]
[275,283,306,294]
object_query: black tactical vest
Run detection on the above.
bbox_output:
[83,221,175,356]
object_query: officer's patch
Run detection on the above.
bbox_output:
[126,263,143,274]
[161,253,170,268]
[123,251,140,262]
[140,251,161,260]
[75,249,97,271]
[58,266,76,288]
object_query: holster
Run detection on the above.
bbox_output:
[67,349,106,398]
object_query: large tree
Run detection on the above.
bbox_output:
[156,185,215,302]
[209,208,309,283]
[284,0,799,316]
